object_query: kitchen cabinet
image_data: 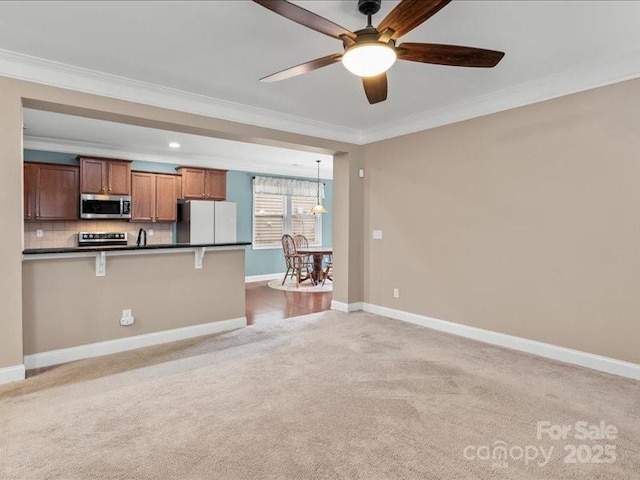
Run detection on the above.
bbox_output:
[24,162,79,221]
[131,172,179,222]
[176,167,226,200]
[79,157,131,195]
[24,163,35,221]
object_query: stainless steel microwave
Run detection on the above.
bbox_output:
[80,194,132,219]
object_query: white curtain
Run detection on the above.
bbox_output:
[254,176,324,199]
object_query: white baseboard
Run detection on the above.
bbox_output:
[362,303,640,381]
[0,364,26,385]
[245,273,284,283]
[24,317,247,370]
[331,300,364,313]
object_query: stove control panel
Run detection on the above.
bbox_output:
[78,232,128,247]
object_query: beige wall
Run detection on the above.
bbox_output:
[363,78,640,364]
[0,76,364,370]
[7,69,638,370]
[23,250,244,354]
[332,151,365,305]
[0,83,24,369]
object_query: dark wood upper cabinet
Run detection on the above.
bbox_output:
[131,172,178,223]
[24,162,79,221]
[155,174,178,222]
[79,157,131,195]
[176,167,226,200]
[24,163,35,221]
[108,161,131,195]
[205,169,226,200]
[130,172,155,222]
[178,168,206,199]
[79,158,104,194]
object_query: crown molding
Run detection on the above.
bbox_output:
[0,48,360,144]
[5,47,640,146]
[361,49,640,144]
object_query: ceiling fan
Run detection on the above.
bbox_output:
[253,0,505,104]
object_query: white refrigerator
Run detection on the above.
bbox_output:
[177,200,237,244]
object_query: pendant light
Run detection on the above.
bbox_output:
[311,160,327,215]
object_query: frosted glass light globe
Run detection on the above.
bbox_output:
[342,43,397,77]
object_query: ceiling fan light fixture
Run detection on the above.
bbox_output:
[342,42,396,77]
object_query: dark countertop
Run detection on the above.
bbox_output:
[23,242,251,255]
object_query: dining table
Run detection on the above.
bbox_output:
[296,247,332,284]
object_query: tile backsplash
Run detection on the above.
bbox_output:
[24,221,174,249]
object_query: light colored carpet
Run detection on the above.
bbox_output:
[268,277,333,292]
[1,311,638,479]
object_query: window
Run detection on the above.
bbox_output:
[253,193,285,248]
[253,191,322,249]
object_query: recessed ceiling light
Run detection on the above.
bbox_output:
[169,142,181,149]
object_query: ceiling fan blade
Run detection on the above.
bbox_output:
[398,43,505,67]
[377,0,452,40]
[253,0,355,40]
[362,73,388,104]
[260,53,343,82]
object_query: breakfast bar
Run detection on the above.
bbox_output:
[22,243,250,369]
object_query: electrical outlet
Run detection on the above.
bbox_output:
[36,229,44,238]
[120,309,135,326]
[147,229,154,236]
[372,230,383,240]
[393,288,400,298]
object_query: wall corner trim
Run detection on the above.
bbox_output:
[23,317,247,370]
[362,303,640,381]
[331,301,364,313]
[0,364,26,385]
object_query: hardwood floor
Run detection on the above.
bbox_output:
[245,280,332,325]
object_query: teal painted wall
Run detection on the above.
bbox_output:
[24,150,77,164]
[24,150,333,277]
[226,170,333,277]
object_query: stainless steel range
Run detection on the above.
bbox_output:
[78,232,128,247]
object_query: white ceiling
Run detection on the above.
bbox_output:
[2,1,640,143]
[23,109,334,179]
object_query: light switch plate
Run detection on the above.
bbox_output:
[36,229,44,238]
[372,230,383,240]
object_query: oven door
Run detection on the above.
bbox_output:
[80,194,131,219]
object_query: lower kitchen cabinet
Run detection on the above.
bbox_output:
[24,162,79,221]
[131,172,178,222]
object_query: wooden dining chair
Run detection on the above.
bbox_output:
[293,234,309,250]
[281,234,314,287]
[322,254,333,286]
[293,234,313,268]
